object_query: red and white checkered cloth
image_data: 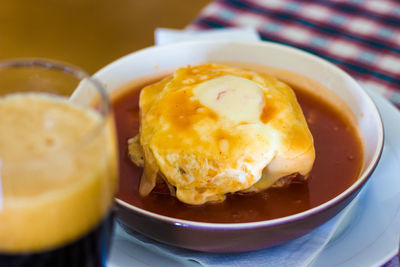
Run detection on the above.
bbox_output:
[188,0,400,110]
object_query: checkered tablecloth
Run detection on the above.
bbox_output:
[188,0,400,110]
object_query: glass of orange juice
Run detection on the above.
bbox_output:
[0,59,117,267]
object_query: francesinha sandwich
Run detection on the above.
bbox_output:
[128,64,315,205]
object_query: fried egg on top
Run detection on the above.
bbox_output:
[128,64,315,205]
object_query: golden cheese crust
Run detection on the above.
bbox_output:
[129,64,315,205]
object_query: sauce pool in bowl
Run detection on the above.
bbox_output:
[111,75,363,223]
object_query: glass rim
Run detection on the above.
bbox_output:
[0,58,111,164]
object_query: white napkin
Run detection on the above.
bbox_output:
[108,28,359,267]
[154,27,260,45]
[110,207,355,267]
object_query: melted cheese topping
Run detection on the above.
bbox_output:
[193,75,264,124]
[134,64,315,205]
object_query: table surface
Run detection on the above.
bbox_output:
[0,0,211,74]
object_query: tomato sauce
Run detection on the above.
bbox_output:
[112,78,363,223]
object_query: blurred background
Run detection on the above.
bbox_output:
[0,0,211,73]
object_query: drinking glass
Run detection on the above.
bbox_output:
[0,59,117,267]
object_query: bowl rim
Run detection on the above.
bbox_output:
[98,39,385,230]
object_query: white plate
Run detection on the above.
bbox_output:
[108,88,400,267]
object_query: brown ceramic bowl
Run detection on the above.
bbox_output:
[93,40,383,252]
